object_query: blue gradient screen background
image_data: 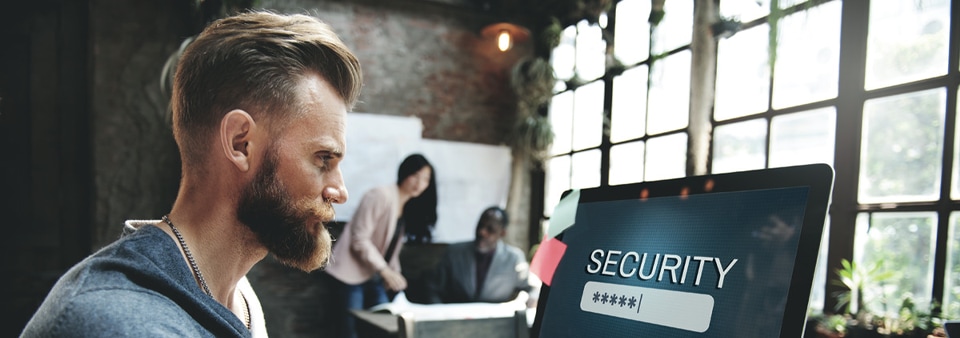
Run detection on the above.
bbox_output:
[539,187,811,337]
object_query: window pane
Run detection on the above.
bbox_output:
[571,149,601,189]
[611,66,648,143]
[712,119,767,174]
[770,107,836,168]
[614,0,651,66]
[854,212,936,315]
[552,26,577,81]
[609,141,645,186]
[648,50,691,135]
[554,79,568,93]
[715,24,770,121]
[645,133,687,181]
[651,0,692,54]
[779,0,808,9]
[576,20,606,81]
[771,1,841,109]
[549,91,574,155]
[572,81,604,151]
[864,0,950,90]
[859,88,946,203]
[544,155,571,217]
[946,212,960,318]
[808,217,830,314]
[719,0,769,23]
[954,88,960,200]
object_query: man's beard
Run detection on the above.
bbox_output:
[236,150,334,272]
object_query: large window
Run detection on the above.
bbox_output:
[840,0,954,319]
[545,0,692,228]
[543,0,960,319]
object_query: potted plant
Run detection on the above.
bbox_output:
[817,258,949,338]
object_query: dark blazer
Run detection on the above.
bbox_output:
[429,240,531,304]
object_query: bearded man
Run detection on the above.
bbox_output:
[21,11,362,337]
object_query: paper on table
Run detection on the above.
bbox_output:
[368,291,527,321]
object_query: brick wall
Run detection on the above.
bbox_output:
[82,1,531,336]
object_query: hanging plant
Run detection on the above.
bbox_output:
[577,0,614,25]
[768,0,783,78]
[509,57,556,161]
[649,0,665,26]
[766,0,823,79]
[509,114,555,161]
[711,16,742,39]
[511,57,556,112]
[539,17,563,52]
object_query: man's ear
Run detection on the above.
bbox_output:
[220,109,256,172]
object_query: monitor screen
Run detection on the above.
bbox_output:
[532,164,834,338]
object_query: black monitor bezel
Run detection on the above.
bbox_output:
[530,163,834,338]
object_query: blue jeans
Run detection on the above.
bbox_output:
[336,277,391,338]
[346,277,390,310]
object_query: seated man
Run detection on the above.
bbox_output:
[429,207,534,304]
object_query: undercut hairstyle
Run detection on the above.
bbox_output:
[171,11,363,167]
[397,154,438,244]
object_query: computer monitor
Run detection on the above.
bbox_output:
[530,163,834,337]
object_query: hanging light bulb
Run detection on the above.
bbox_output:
[497,29,512,52]
[481,22,529,53]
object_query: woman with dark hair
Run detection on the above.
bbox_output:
[325,154,437,338]
[398,154,438,244]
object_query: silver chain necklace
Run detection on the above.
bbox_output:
[161,215,250,330]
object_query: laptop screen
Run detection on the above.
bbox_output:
[531,164,834,338]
